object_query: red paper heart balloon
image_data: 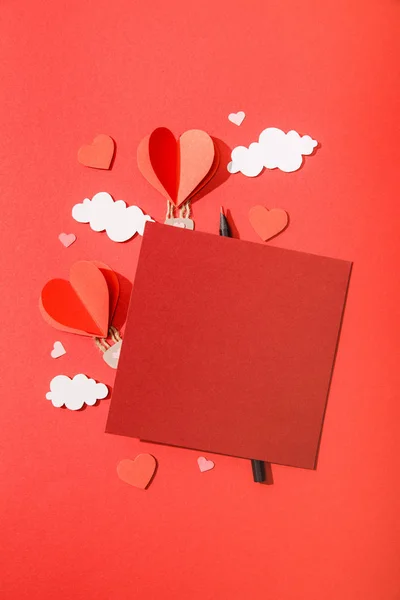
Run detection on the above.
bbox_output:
[40,261,114,337]
[137,127,216,207]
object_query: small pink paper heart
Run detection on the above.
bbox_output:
[58,233,76,248]
[228,111,245,126]
[50,341,66,359]
[197,456,215,473]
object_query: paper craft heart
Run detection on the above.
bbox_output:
[77,134,115,170]
[58,233,76,248]
[117,455,157,489]
[197,457,215,472]
[249,206,288,242]
[50,341,66,359]
[93,261,120,322]
[228,111,245,126]
[40,261,119,337]
[137,128,216,207]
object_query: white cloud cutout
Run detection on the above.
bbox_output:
[72,191,154,242]
[227,127,318,177]
[46,374,108,411]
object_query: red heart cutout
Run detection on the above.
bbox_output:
[137,128,215,207]
[148,128,178,201]
[249,206,289,242]
[188,145,220,201]
[137,133,171,200]
[92,261,120,323]
[77,134,115,169]
[117,455,157,489]
[40,261,111,337]
[176,130,215,206]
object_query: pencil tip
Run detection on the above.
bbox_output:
[220,206,225,216]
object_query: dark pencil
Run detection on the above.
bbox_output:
[219,206,231,236]
[219,207,267,483]
[219,206,231,237]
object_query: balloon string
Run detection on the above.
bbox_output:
[109,325,122,343]
[94,337,110,353]
[94,327,122,353]
[166,200,191,220]
[180,201,191,219]
[166,200,174,220]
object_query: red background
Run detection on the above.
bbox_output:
[1,1,399,598]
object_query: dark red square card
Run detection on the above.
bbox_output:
[106,222,351,469]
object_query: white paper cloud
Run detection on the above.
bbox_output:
[46,374,108,411]
[72,191,154,242]
[227,127,318,177]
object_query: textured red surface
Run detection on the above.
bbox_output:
[107,223,351,468]
[0,1,399,599]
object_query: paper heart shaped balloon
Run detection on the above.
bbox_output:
[40,261,119,337]
[137,127,218,207]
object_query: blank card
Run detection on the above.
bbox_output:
[106,223,351,469]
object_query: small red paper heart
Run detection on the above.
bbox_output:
[117,455,157,489]
[249,206,288,242]
[77,134,115,169]
[40,261,110,337]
